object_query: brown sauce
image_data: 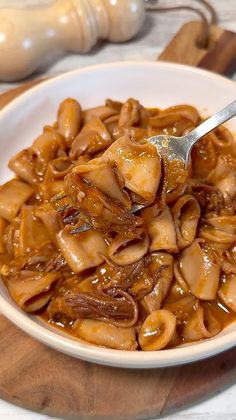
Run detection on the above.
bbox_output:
[1,98,236,351]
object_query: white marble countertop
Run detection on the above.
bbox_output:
[0,0,236,419]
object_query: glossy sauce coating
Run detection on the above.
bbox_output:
[0,98,236,351]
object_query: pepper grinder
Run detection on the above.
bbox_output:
[0,0,145,82]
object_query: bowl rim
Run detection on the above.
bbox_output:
[0,60,236,368]
[1,60,235,119]
[0,289,235,368]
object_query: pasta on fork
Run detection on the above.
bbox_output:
[0,97,236,351]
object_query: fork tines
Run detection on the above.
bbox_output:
[51,191,68,202]
[56,203,73,213]
[63,210,80,224]
[70,223,91,234]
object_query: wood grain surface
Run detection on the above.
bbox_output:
[0,315,236,420]
[159,21,236,75]
[0,71,236,420]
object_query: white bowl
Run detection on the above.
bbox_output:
[0,61,236,368]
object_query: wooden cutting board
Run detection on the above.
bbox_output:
[0,78,236,420]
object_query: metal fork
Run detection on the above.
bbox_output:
[57,100,236,235]
[148,100,236,165]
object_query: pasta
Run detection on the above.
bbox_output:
[73,319,137,350]
[138,309,176,351]
[0,97,236,351]
[182,306,221,341]
[142,205,178,252]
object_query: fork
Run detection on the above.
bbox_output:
[148,100,236,164]
[56,100,236,234]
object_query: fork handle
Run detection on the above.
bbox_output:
[183,100,236,148]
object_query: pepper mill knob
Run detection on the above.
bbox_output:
[0,0,145,82]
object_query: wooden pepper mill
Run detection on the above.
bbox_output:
[0,0,145,82]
